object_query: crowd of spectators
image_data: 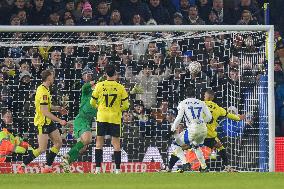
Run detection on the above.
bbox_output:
[0,0,284,166]
[0,0,282,28]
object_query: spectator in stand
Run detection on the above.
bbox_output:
[164,41,183,71]
[0,71,12,111]
[148,0,170,25]
[17,9,28,25]
[0,0,14,22]
[59,0,77,21]
[64,17,75,25]
[30,53,44,85]
[237,10,258,25]
[207,10,220,24]
[131,100,157,161]
[93,53,110,80]
[125,63,171,109]
[62,11,74,23]
[9,14,21,25]
[48,11,62,25]
[78,1,95,25]
[109,10,123,25]
[9,0,26,17]
[212,0,234,24]
[156,108,176,165]
[172,12,184,25]
[94,0,110,25]
[185,5,205,25]
[12,70,34,118]
[119,0,152,25]
[130,13,145,25]
[137,41,159,74]
[235,0,262,24]
[29,0,50,25]
[197,0,211,23]
[49,0,65,13]
[179,0,191,18]
[274,60,284,88]
[151,100,169,124]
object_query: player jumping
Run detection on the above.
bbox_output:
[61,80,97,172]
[203,89,245,172]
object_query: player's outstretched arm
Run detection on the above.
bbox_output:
[51,105,68,115]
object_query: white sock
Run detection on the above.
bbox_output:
[175,147,187,164]
[193,147,207,169]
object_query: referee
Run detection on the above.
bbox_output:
[18,70,68,173]
[90,64,129,174]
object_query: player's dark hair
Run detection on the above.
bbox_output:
[105,64,116,77]
[205,89,215,97]
[185,88,196,98]
[41,70,53,82]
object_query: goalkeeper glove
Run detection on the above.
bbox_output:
[130,84,144,94]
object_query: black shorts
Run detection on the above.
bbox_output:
[96,122,121,137]
[35,123,58,135]
[203,138,217,149]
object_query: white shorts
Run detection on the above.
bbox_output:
[188,123,207,146]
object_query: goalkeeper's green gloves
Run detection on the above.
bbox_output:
[130,84,144,94]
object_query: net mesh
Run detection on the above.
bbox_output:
[0,30,268,172]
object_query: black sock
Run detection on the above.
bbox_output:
[168,155,179,170]
[219,149,228,166]
[46,151,57,166]
[114,151,121,170]
[95,149,103,168]
[23,153,36,165]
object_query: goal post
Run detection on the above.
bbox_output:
[0,25,275,172]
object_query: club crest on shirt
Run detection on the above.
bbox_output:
[43,95,47,100]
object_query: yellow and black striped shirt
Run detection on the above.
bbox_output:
[34,84,52,126]
[91,80,129,125]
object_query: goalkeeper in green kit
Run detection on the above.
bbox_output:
[61,79,97,172]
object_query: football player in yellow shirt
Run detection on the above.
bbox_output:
[90,64,129,174]
[204,89,245,172]
[18,70,67,173]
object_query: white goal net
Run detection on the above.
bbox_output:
[0,26,274,173]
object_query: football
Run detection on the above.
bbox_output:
[188,61,202,74]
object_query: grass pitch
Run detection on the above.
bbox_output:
[1,172,283,189]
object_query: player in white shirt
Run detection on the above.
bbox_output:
[171,89,212,172]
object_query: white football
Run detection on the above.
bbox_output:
[188,61,201,73]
